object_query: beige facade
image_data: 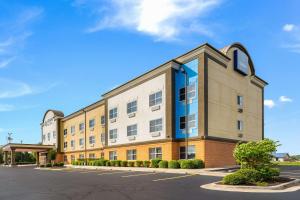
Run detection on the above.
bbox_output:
[42,42,267,167]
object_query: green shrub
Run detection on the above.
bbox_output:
[46,163,52,168]
[121,161,128,167]
[237,168,262,184]
[222,172,246,185]
[168,160,180,169]
[88,160,95,166]
[39,164,45,168]
[159,160,168,168]
[180,160,194,169]
[143,161,151,168]
[113,160,121,167]
[192,159,205,169]
[128,161,134,167]
[106,161,111,166]
[256,181,268,186]
[135,160,143,167]
[58,162,64,167]
[259,167,280,181]
[53,163,59,167]
[151,159,161,168]
[110,160,116,166]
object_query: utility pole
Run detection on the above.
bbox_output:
[7,133,13,144]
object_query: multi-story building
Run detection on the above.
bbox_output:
[41,42,267,167]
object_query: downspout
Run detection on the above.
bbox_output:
[84,109,87,165]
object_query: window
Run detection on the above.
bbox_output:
[53,131,56,139]
[180,114,196,130]
[149,91,162,107]
[47,132,50,141]
[79,154,84,159]
[237,95,243,107]
[101,133,105,143]
[127,100,137,114]
[63,142,68,149]
[109,151,117,160]
[71,125,75,134]
[79,138,84,146]
[101,152,104,158]
[71,155,75,162]
[71,140,75,148]
[89,119,95,128]
[42,134,45,142]
[127,124,137,136]
[89,153,95,159]
[187,82,196,99]
[179,87,186,101]
[79,123,85,131]
[109,129,118,139]
[89,136,95,144]
[180,145,195,159]
[64,155,68,162]
[237,120,243,131]
[101,115,105,125]
[149,118,163,132]
[127,149,137,160]
[149,147,162,159]
[109,108,118,119]
[64,129,67,137]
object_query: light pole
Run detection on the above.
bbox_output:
[7,133,13,144]
[180,67,189,160]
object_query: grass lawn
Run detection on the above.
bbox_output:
[274,161,300,166]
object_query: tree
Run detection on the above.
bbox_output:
[48,149,57,163]
[233,139,279,169]
[0,149,3,164]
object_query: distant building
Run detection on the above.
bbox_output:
[273,153,290,162]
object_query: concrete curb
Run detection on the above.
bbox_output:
[201,179,300,193]
[62,165,228,177]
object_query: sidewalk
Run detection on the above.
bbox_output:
[65,165,231,177]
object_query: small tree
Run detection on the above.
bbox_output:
[48,149,57,164]
[233,139,279,170]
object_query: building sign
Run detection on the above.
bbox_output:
[234,49,249,75]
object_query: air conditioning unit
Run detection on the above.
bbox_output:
[128,135,136,141]
[151,105,161,111]
[110,139,116,143]
[90,144,94,147]
[80,145,84,149]
[80,130,84,134]
[238,108,243,113]
[151,132,161,137]
[238,133,243,138]
[110,118,116,123]
[90,127,94,131]
[128,113,136,118]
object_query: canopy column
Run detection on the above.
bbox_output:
[10,149,16,166]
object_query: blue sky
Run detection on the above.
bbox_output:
[0,0,299,154]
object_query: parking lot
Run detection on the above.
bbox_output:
[279,166,300,179]
[0,166,300,200]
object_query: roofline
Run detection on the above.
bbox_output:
[101,43,230,97]
[62,99,105,121]
[254,75,268,85]
[1,143,55,149]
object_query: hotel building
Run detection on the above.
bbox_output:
[40,42,267,167]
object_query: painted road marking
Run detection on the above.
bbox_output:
[80,170,105,174]
[281,172,300,175]
[152,174,195,182]
[122,172,157,178]
[97,171,133,176]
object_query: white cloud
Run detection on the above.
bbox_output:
[0,78,33,99]
[0,104,15,112]
[0,7,42,68]
[283,24,296,32]
[76,0,222,41]
[264,100,275,109]
[279,96,293,103]
[0,57,16,68]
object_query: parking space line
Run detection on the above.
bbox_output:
[97,171,133,176]
[281,172,300,175]
[80,170,105,174]
[152,174,195,182]
[122,172,157,178]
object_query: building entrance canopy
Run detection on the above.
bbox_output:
[1,143,55,166]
